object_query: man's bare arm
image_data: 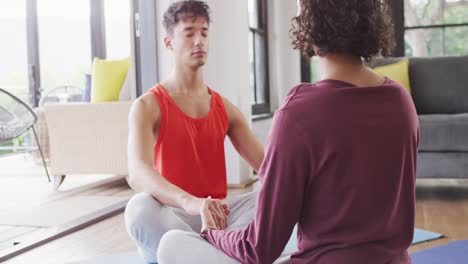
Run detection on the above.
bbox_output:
[126,95,203,214]
[222,97,264,172]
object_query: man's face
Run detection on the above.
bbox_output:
[166,16,209,69]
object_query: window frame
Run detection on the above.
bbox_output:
[300,0,468,82]
[249,0,271,116]
[394,0,468,57]
[20,0,128,107]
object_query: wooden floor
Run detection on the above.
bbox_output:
[0,154,136,263]
[2,154,468,263]
[410,179,468,252]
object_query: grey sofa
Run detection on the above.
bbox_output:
[372,56,468,178]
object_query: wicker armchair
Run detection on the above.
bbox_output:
[0,88,51,182]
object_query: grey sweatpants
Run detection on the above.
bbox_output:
[125,192,259,263]
[157,230,291,264]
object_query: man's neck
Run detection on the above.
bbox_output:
[166,65,206,95]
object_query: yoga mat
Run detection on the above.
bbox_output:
[70,227,444,264]
[412,228,443,245]
[410,240,468,264]
[283,225,298,253]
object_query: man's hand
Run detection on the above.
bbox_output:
[181,195,206,215]
[201,196,231,232]
[182,195,230,224]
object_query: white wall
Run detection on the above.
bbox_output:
[155,0,174,81]
[267,0,301,110]
[205,0,255,184]
[154,1,300,184]
[251,0,300,148]
[252,117,273,145]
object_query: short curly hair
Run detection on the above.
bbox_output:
[291,0,395,62]
[163,0,211,35]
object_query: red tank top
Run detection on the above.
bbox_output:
[150,84,229,199]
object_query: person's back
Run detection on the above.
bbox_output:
[284,78,417,263]
[278,0,418,261]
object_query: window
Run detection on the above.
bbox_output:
[248,0,270,115]
[104,0,131,60]
[0,1,29,155]
[404,0,468,57]
[0,1,133,107]
[301,0,468,83]
[0,1,29,103]
[37,0,92,97]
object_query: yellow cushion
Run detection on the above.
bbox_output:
[372,59,411,94]
[91,57,131,102]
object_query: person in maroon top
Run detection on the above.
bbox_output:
[157,0,419,263]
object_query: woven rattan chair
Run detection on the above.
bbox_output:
[0,88,50,182]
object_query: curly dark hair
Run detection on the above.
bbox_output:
[163,0,211,34]
[291,0,395,62]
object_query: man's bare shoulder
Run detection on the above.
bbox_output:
[129,93,160,123]
[220,95,233,112]
[220,96,242,122]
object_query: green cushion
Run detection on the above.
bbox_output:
[91,57,130,102]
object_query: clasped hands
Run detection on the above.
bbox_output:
[200,196,230,232]
[182,195,231,232]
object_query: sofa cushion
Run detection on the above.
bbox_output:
[91,57,130,103]
[410,56,468,114]
[417,152,468,178]
[372,59,411,93]
[419,113,468,152]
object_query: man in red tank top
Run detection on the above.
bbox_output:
[124,1,264,263]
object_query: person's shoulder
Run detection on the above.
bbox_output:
[135,93,158,108]
[208,86,234,112]
[217,94,241,123]
[384,78,408,92]
[280,83,315,111]
[218,94,232,109]
[206,87,228,107]
[129,90,161,123]
[288,82,311,95]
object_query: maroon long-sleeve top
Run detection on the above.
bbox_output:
[202,79,419,264]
